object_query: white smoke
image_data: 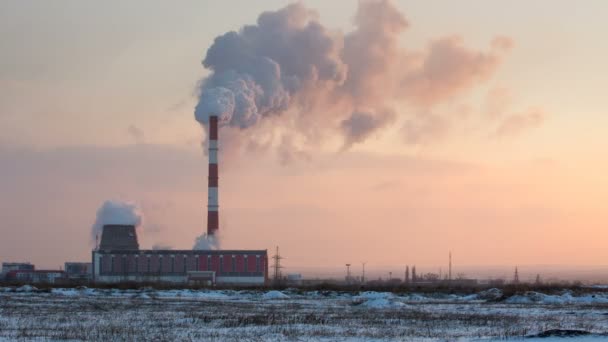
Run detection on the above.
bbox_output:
[152,243,173,250]
[91,200,143,245]
[195,87,236,124]
[193,233,220,250]
[194,3,346,130]
[193,1,533,155]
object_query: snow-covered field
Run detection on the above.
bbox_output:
[1,286,608,341]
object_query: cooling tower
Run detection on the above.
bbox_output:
[98,225,139,250]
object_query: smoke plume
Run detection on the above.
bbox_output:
[194,0,536,155]
[91,200,143,245]
[193,233,220,250]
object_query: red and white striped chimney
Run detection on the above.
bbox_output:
[207,115,219,236]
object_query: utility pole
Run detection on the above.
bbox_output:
[449,251,452,281]
[405,265,410,284]
[345,264,352,284]
[361,262,366,284]
[271,246,283,284]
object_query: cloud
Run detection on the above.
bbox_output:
[127,124,145,144]
[495,107,545,137]
[483,87,513,119]
[402,111,451,145]
[401,36,512,107]
[340,109,395,148]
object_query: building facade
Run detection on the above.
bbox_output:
[92,250,268,285]
[92,224,268,285]
[4,270,65,284]
[64,262,92,281]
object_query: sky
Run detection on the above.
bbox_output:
[1,1,607,279]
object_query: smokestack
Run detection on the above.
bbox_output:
[207,115,219,236]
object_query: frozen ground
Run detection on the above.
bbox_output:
[1,286,608,341]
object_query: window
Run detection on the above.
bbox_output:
[219,255,224,273]
[244,256,248,272]
[207,256,212,271]
[232,255,236,273]
[256,255,260,273]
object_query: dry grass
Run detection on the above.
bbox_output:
[1,290,607,341]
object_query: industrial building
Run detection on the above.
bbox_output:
[3,269,65,284]
[1,262,34,275]
[64,262,92,281]
[92,114,268,285]
[92,225,268,285]
[1,262,35,281]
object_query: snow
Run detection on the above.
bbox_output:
[359,298,405,308]
[505,291,608,305]
[15,285,37,292]
[262,290,289,299]
[1,287,608,340]
[3,286,608,306]
[356,291,393,300]
[477,288,503,301]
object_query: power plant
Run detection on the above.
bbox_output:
[91,113,268,285]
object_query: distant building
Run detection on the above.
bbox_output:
[92,225,268,285]
[1,262,35,281]
[5,270,65,284]
[64,262,92,281]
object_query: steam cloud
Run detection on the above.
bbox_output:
[91,200,143,245]
[194,0,536,155]
[193,233,220,251]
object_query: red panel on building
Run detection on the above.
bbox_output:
[198,254,207,271]
[247,256,256,274]
[161,255,172,273]
[211,255,220,273]
[235,255,245,273]
[223,255,232,274]
[186,255,197,272]
[175,255,185,273]
[149,255,160,273]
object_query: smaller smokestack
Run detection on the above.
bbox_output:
[207,114,219,236]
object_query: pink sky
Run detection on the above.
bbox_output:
[0,1,607,278]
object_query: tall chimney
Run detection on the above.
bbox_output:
[207,115,219,236]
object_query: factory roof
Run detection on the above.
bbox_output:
[94,249,267,255]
